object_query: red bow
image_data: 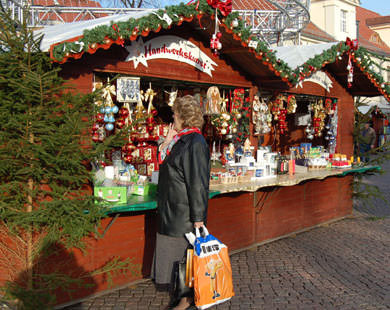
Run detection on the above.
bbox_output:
[346,37,358,50]
[207,0,232,16]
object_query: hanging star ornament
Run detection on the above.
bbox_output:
[125,37,148,68]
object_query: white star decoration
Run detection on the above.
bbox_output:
[125,37,148,68]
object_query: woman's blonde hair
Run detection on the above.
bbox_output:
[172,95,204,129]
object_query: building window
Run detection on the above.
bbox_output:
[341,10,347,32]
[387,66,390,82]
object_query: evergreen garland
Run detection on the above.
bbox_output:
[48,0,390,101]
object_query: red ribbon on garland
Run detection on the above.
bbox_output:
[112,24,124,46]
[186,0,205,28]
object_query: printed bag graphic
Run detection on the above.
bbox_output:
[193,227,234,309]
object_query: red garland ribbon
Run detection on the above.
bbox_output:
[186,0,204,28]
[112,24,124,46]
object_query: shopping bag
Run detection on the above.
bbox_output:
[193,226,234,309]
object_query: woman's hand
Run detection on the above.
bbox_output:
[194,222,204,228]
[160,123,177,150]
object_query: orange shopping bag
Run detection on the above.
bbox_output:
[193,226,234,309]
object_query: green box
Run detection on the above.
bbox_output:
[131,183,157,196]
[94,186,127,204]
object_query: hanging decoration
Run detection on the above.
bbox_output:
[92,80,118,142]
[325,104,338,153]
[305,98,337,140]
[231,88,244,119]
[207,0,232,55]
[252,95,271,135]
[310,99,327,137]
[210,28,222,56]
[270,95,288,134]
[101,82,118,132]
[210,92,232,136]
[122,141,137,164]
[145,83,158,133]
[235,91,251,143]
[345,37,359,88]
[116,102,133,129]
[286,95,297,114]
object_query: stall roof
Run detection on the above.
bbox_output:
[36,10,156,52]
[274,43,337,69]
[34,0,390,100]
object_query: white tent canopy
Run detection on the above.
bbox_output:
[273,42,338,69]
[35,10,156,52]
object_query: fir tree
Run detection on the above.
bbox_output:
[0,5,135,309]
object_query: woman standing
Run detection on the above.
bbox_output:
[152,95,210,310]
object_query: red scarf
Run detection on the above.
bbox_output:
[158,127,202,164]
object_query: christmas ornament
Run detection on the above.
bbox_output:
[211,92,232,137]
[231,88,244,120]
[345,37,359,88]
[208,3,229,56]
[115,118,125,129]
[119,106,130,118]
[286,95,297,114]
[96,113,104,123]
[210,32,222,56]
[270,95,288,134]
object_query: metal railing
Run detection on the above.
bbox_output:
[2,0,310,45]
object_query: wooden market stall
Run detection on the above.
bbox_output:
[17,1,389,305]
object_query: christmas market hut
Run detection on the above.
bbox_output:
[11,0,389,305]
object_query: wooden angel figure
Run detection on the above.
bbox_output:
[206,86,222,114]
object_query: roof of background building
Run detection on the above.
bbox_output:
[232,0,276,10]
[301,22,336,42]
[366,15,390,27]
[31,0,102,7]
[356,6,390,55]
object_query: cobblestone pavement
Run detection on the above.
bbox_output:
[64,162,390,310]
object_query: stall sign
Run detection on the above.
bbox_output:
[296,71,333,92]
[125,36,218,77]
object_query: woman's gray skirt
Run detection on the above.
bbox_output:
[151,232,189,285]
